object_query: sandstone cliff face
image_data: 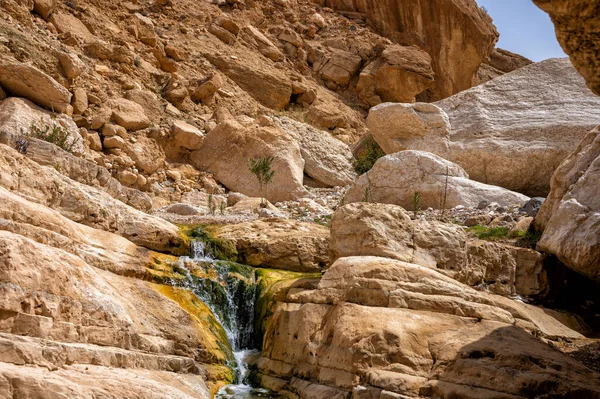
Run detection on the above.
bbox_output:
[0,147,232,398]
[317,0,499,99]
[533,0,600,95]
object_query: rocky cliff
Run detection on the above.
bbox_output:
[0,0,599,397]
[317,0,499,99]
[533,0,600,95]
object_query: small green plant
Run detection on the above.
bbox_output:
[314,214,332,227]
[28,118,79,152]
[248,156,275,208]
[439,165,449,221]
[511,229,543,249]
[353,136,386,175]
[413,192,421,215]
[362,185,371,203]
[207,194,216,215]
[468,225,511,240]
[361,175,373,203]
[219,200,226,215]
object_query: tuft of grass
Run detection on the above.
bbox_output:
[314,214,332,227]
[469,225,542,248]
[353,136,385,175]
[468,225,511,240]
[27,118,79,152]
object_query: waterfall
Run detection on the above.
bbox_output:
[174,237,278,398]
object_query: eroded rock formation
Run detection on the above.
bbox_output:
[318,0,499,99]
[533,0,600,95]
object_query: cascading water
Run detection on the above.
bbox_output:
[174,238,278,398]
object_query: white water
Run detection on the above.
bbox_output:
[175,238,279,398]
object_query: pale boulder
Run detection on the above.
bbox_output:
[344,151,529,209]
[357,45,435,106]
[314,48,362,86]
[437,58,600,196]
[0,97,84,154]
[240,25,283,62]
[172,120,205,150]
[104,135,126,149]
[367,102,451,157]
[274,116,356,187]
[71,87,88,115]
[125,89,164,123]
[210,219,330,272]
[33,0,57,19]
[190,119,307,202]
[50,11,95,43]
[106,98,151,131]
[204,52,292,110]
[0,58,72,113]
[535,127,600,283]
[56,51,86,79]
[124,135,165,174]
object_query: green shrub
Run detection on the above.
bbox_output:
[468,225,542,248]
[248,156,275,207]
[353,136,385,175]
[28,118,79,152]
[413,192,421,215]
[468,225,511,240]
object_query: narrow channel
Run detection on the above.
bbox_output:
[175,239,279,398]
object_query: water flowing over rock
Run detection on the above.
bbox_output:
[368,58,600,196]
[0,188,230,398]
[344,151,529,209]
[1,0,599,396]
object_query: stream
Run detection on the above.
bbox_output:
[175,240,279,398]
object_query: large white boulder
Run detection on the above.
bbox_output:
[273,116,357,187]
[344,151,529,209]
[0,58,72,113]
[368,58,600,196]
[535,127,600,282]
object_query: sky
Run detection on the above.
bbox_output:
[475,0,567,62]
